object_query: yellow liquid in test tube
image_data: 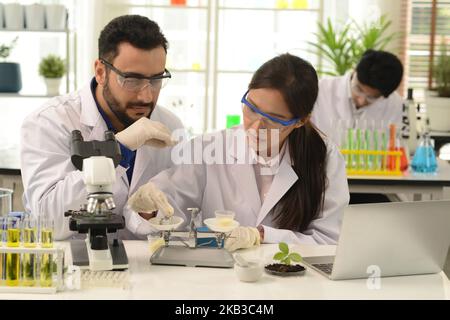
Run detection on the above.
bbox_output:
[0,229,4,284]
[6,228,20,286]
[40,228,53,287]
[22,228,37,286]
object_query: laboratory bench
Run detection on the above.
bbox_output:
[1,241,449,300]
[348,158,450,201]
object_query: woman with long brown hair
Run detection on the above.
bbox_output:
[127,53,349,251]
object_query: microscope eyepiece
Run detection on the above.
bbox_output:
[104,130,116,141]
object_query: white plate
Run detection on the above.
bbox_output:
[148,216,184,231]
[204,218,239,233]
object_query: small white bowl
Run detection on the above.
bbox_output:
[204,218,239,233]
[148,216,184,231]
[234,260,264,282]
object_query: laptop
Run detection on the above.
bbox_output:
[302,200,450,280]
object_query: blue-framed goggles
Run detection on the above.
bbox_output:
[241,90,300,127]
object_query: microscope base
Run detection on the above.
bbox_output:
[71,239,129,271]
[150,246,234,268]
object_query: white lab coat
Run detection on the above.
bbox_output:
[20,84,184,240]
[132,127,350,245]
[311,72,403,146]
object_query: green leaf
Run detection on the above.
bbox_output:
[282,257,291,265]
[278,242,289,254]
[311,15,396,76]
[273,252,287,261]
[289,253,302,262]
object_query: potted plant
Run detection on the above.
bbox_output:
[39,54,66,96]
[264,242,305,276]
[309,15,396,76]
[0,37,22,93]
[426,40,450,132]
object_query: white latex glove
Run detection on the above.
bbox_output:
[128,182,174,217]
[224,227,261,252]
[115,117,178,151]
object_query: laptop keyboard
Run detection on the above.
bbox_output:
[312,263,334,275]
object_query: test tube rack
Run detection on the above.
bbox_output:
[341,149,403,176]
[0,246,65,294]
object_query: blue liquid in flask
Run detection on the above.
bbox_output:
[411,145,437,173]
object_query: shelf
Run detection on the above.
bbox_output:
[217,70,254,74]
[0,93,55,98]
[116,4,208,10]
[0,28,69,33]
[170,68,206,73]
[218,6,319,12]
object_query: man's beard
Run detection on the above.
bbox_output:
[103,80,154,129]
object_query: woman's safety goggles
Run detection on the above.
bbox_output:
[241,90,300,129]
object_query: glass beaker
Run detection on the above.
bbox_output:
[215,210,235,227]
[22,216,37,286]
[6,216,21,286]
[0,188,13,217]
[39,218,54,287]
[411,132,437,173]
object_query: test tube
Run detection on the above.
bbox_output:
[381,129,388,171]
[347,128,354,169]
[39,218,54,287]
[0,217,5,285]
[22,216,37,286]
[372,128,379,171]
[6,217,21,286]
[355,128,362,170]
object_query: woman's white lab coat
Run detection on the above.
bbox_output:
[20,84,183,240]
[133,127,350,245]
[311,73,403,146]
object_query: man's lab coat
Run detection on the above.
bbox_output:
[311,73,403,146]
[20,84,184,240]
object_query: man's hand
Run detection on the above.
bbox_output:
[116,117,178,151]
[128,182,174,217]
[224,227,261,252]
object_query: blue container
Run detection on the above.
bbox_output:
[411,133,437,173]
[0,62,22,93]
[196,226,223,248]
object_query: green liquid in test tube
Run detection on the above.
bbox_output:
[365,129,370,170]
[381,131,387,171]
[356,128,361,170]
[373,130,379,170]
[347,128,353,169]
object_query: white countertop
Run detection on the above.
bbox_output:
[1,241,449,300]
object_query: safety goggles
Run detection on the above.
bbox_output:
[350,74,383,104]
[241,90,300,130]
[100,58,171,93]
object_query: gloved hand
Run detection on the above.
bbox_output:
[224,227,261,252]
[128,182,174,217]
[115,117,178,151]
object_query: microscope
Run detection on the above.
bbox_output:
[64,130,128,271]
